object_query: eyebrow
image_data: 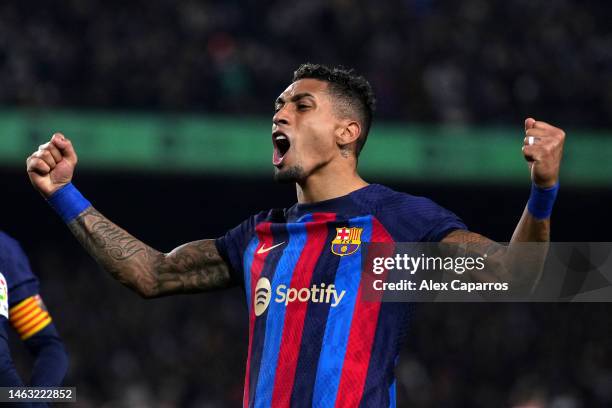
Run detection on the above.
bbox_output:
[275,92,316,105]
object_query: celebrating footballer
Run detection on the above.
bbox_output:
[26,63,565,407]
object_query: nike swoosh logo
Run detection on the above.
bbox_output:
[257,242,286,254]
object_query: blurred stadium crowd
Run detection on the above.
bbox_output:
[1,0,611,126]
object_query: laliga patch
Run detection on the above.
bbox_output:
[331,227,363,256]
[0,272,8,319]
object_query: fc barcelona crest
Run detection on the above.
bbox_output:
[331,227,363,256]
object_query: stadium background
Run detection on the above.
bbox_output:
[1,1,611,406]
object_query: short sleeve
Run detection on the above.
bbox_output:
[373,192,467,242]
[421,202,467,242]
[0,233,39,307]
[215,213,260,287]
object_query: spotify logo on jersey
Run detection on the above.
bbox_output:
[254,276,347,317]
[254,277,272,316]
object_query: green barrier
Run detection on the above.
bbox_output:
[1,109,610,187]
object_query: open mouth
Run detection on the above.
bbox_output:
[273,132,291,166]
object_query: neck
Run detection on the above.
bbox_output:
[296,163,368,204]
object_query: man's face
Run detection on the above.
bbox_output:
[272,79,341,183]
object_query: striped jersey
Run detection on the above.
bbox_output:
[216,184,466,407]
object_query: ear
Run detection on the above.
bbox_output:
[335,120,361,149]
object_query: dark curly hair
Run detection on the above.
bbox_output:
[292,63,376,157]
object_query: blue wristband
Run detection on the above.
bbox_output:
[47,183,92,223]
[527,182,559,220]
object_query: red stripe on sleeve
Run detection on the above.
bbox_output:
[243,222,273,408]
[271,218,330,408]
[334,218,393,407]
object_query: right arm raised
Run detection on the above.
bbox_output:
[67,208,232,297]
[27,133,233,298]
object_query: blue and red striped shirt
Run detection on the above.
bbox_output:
[216,184,466,407]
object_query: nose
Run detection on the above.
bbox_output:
[273,105,290,127]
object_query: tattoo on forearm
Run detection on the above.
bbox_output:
[90,219,145,260]
[442,229,547,292]
[68,207,231,297]
[443,230,506,258]
[68,207,152,291]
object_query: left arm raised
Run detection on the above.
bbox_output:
[510,117,565,243]
[440,118,566,288]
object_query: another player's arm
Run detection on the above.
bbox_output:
[0,321,24,386]
[1,238,69,387]
[26,133,233,298]
[8,297,68,387]
[441,118,565,289]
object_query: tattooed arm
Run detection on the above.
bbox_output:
[441,228,547,293]
[67,207,232,297]
[27,133,233,298]
[440,183,551,292]
[439,192,550,292]
[437,118,565,291]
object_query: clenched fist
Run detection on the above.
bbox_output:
[26,133,78,198]
[522,118,566,188]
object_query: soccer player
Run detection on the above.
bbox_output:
[26,63,565,407]
[0,231,69,392]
